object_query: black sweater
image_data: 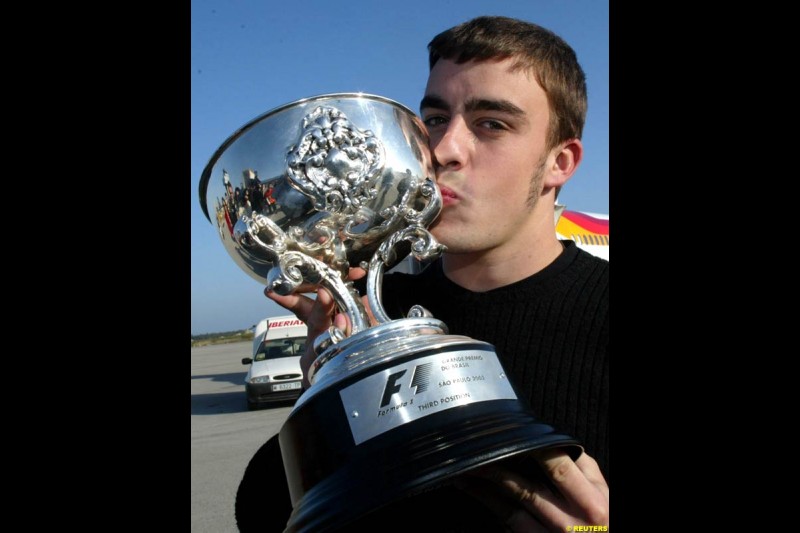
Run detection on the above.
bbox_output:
[379,240,609,478]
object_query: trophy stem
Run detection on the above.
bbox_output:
[315,263,370,334]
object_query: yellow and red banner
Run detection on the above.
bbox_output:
[556,211,609,246]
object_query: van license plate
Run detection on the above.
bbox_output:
[273,382,301,391]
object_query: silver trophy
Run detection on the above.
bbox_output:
[199,93,580,532]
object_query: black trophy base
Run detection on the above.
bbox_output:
[278,341,581,532]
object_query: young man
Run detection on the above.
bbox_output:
[241,16,609,532]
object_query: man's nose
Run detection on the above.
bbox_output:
[431,118,468,171]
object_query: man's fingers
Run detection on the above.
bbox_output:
[533,449,609,526]
[264,289,316,322]
[472,464,567,531]
[464,450,609,531]
[454,475,549,533]
[266,287,337,331]
[309,287,337,331]
[348,266,367,281]
[266,286,340,389]
[333,312,349,336]
[573,452,610,500]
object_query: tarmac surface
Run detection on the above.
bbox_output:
[191,341,295,533]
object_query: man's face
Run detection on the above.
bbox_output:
[421,58,553,256]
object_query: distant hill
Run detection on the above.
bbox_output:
[191,329,254,348]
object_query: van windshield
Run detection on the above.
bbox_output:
[254,337,306,362]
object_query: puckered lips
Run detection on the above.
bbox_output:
[438,185,458,206]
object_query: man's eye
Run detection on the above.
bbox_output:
[479,120,507,131]
[423,116,447,127]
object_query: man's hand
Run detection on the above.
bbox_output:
[455,449,608,532]
[265,267,369,389]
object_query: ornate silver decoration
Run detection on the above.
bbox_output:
[287,106,384,215]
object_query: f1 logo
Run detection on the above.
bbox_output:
[379,362,433,407]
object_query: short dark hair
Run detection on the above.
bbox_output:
[428,16,587,151]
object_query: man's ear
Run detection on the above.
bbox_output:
[544,138,583,190]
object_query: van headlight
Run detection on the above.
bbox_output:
[250,376,270,384]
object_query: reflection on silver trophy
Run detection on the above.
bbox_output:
[199,93,580,532]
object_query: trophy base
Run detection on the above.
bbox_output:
[278,320,581,532]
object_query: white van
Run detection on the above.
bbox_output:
[241,315,307,410]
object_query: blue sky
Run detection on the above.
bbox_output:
[191,0,609,335]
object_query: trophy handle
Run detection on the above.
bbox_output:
[365,225,445,324]
[364,176,445,324]
[235,212,371,333]
[268,251,371,334]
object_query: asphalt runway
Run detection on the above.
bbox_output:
[191,341,295,532]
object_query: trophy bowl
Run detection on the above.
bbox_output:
[199,93,581,532]
[199,93,438,293]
